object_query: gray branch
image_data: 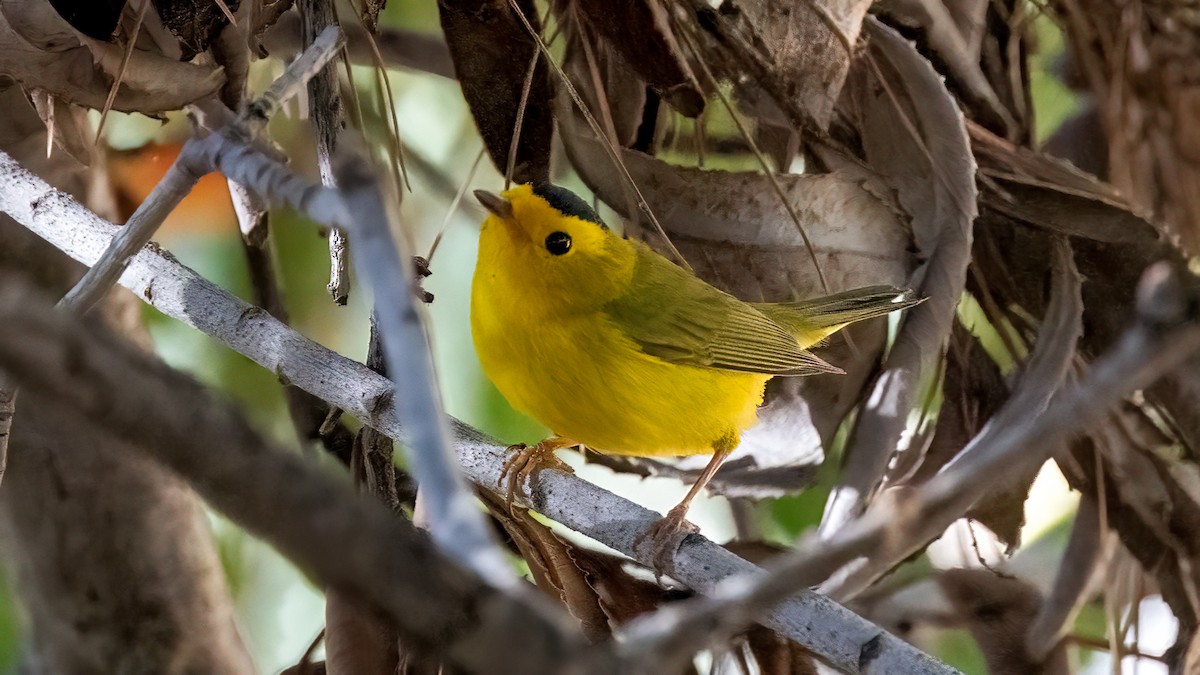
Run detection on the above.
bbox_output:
[0,279,592,675]
[0,148,956,674]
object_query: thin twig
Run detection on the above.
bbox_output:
[0,147,956,674]
[0,382,13,487]
[95,0,150,143]
[332,145,515,586]
[300,0,352,305]
[674,24,829,292]
[250,25,345,123]
[59,135,208,312]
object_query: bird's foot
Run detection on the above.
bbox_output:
[634,503,699,575]
[498,438,576,510]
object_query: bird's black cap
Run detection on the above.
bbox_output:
[531,183,607,229]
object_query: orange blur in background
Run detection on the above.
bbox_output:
[107,141,236,237]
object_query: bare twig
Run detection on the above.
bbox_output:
[615,261,1200,671]
[0,281,594,675]
[300,0,351,305]
[59,135,207,312]
[1025,494,1104,661]
[61,25,346,313]
[0,382,12,486]
[0,148,956,674]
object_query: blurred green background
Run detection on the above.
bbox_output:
[0,4,1162,674]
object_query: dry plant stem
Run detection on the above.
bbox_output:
[300,0,351,305]
[0,150,955,675]
[251,24,346,122]
[0,286,591,675]
[263,11,456,79]
[0,382,12,485]
[1025,494,1104,661]
[505,0,691,271]
[618,263,1200,671]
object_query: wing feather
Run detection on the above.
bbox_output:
[604,242,843,376]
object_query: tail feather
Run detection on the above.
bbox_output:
[752,286,923,346]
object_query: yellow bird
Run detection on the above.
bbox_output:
[471,183,919,560]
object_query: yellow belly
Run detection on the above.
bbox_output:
[471,302,767,457]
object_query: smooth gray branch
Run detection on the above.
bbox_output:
[0,148,955,674]
[333,149,514,587]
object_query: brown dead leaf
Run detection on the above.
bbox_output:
[438,0,553,184]
[938,568,1071,675]
[821,17,976,530]
[325,589,400,675]
[685,0,874,131]
[480,491,612,641]
[153,0,236,60]
[0,1,223,112]
[880,0,1012,132]
[564,0,703,117]
[971,122,1160,245]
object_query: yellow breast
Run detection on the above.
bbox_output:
[471,281,766,456]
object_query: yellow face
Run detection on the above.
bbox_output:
[475,184,636,313]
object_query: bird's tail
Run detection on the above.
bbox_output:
[753,286,923,347]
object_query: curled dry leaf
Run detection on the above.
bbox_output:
[559,102,913,497]
[881,0,1011,132]
[683,0,874,131]
[821,17,976,531]
[481,492,612,641]
[0,1,223,113]
[153,0,237,60]
[562,0,704,117]
[970,122,1161,245]
[438,0,553,184]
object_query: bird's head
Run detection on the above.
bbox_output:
[474,183,635,309]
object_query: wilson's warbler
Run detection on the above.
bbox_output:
[471,183,919,561]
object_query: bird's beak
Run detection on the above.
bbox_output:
[474,190,513,220]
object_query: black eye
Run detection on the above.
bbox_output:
[545,231,572,255]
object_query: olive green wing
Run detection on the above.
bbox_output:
[752,286,923,348]
[603,242,843,376]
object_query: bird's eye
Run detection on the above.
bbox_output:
[545,231,572,255]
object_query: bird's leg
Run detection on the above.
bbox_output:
[635,447,732,573]
[498,436,577,509]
